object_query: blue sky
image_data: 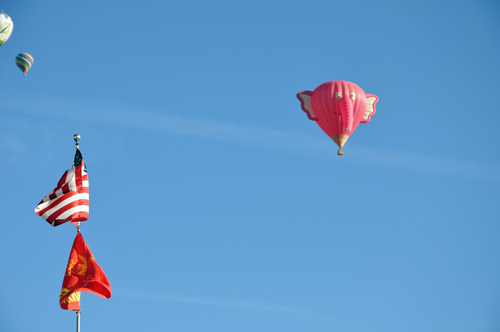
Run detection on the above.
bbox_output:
[1,1,499,331]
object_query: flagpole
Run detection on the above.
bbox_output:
[76,310,81,332]
[74,134,82,232]
[74,134,82,332]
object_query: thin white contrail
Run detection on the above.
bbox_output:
[2,98,499,182]
[116,288,333,323]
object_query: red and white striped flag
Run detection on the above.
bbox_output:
[35,149,89,227]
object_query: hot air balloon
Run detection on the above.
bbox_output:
[297,81,378,156]
[0,9,13,47]
[15,53,34,76]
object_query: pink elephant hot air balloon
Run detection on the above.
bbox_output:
[297,80,378,155]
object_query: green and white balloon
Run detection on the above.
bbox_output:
[0,10,13,47]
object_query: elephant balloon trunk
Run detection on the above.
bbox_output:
[340,98,354,133]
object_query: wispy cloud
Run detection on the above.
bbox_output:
[116,288,333,323]
[0,133,26,155]
[3,98,329,156]
[346,146,500,182]
[2,98,499,182]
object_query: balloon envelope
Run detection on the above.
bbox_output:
[0,10,13,47]
[297,80,378,155]
[15,53,34,76]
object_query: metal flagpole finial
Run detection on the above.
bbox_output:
[73,134,81,149]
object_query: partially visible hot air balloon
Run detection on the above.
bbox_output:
[0,9,13,47]
[297,81,378,156]
[15,53,34,76]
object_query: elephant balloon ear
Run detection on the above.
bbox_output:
[361,93,378,123]
[297,91,317,121]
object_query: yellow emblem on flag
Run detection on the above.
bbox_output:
[60,288,81,304]
[65,255,88,276]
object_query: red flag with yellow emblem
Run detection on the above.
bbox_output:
[59,231,111,311]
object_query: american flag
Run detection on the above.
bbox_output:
[35,149,89,227]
